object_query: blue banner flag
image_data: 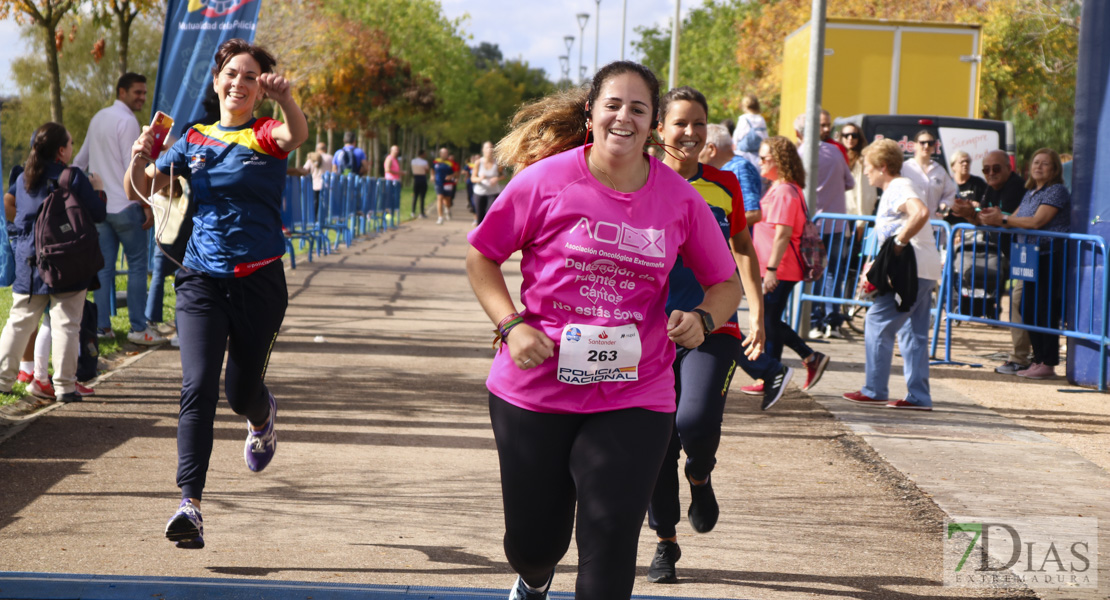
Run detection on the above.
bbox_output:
[151,0,263,137]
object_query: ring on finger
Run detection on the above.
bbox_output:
[523,358,532,365]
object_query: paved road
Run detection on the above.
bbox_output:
[1,217,1097,599]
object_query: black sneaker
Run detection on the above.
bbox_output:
[687,474,719,533]
[647,540,681,583]
[57,392,82,404]
[761,366,794,411]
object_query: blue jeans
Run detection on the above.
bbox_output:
[94,204,148,332]
[811,231,847,329]
[145,241,172,324]
[863,279,935,407]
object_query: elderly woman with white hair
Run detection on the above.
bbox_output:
[944,150,987,224]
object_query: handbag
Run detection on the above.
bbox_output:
[149,177,195,264]
[787,183,827,283]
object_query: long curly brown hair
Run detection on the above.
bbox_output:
[763,135,805,187]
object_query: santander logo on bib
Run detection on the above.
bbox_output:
[570,217,666,258]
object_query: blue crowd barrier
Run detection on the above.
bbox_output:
[790,213,1110,391]
[791,214,952,357]
[279,174,414,268]
[945,223,1109,391]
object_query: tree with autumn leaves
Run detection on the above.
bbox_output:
[635,0,1079,161]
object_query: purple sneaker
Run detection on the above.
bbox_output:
[165,499,204,549]
[244,391,277,472]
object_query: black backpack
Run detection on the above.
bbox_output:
[33,168,104,290]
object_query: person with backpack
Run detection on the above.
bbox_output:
[731,95,767,169]
[751,136,829,393]
[0,122,107,404]
[332,131,365,176]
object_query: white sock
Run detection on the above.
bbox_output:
[19,361,33,373]
[522,573,552,594]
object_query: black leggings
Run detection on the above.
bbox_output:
[489,394,673,600]
[174,261,287,500]
[475,193,497,225]
[649,333,739,539]
[412,175,428,215]
[764,279,814,362]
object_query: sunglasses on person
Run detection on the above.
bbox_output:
[759,155,773,163]
[917,139,936,147]
[982,164,1005,174]
[841,131,860,139]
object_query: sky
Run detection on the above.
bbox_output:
[0,0,693,96]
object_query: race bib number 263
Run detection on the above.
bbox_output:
[557,323,641,385]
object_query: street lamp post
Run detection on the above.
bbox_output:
[563,35,575,86]
[620,0,628,60]
[576,12,590,84]
[668,0,681,90]
[594,0,601,75]
[559,55,570,86]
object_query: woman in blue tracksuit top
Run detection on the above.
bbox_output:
[0,123,106,404]
[125,38,308,550]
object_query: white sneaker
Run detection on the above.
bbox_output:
[128,328,168,346]
[808,327,825,339]
[436,217,444,225]
[445,210,452,221]
[824,324,844,339]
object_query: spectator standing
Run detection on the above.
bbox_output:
[979,149,1070,380]
[383,145,402,182]
[902,130,957,216]
[950,150,1030,374]
[470,141,501,226]
[842,139,941,411]
[730,95,767,169]
[754,136,830,391]
[837,123,877,219]
[410,149,429,218]
[73,72,165,345]
[0,123,107,403]
[301,142,331,216]
[819,109,849,164]
[700,123,763,225]
[332,131,365,176]
[794,113,855,339]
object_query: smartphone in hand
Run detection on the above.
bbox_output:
[148,112,174,160]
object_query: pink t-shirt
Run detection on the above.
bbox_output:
[467,146,736,414]
[753,181,807,282]
[384,155,401,180]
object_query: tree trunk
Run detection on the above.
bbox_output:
[117,12,134,77]
[43,22,64,125]
[327,128,335,153]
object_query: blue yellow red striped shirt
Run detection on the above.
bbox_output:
[156,117,289,277]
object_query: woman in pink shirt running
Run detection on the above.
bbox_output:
[466,61,741,600]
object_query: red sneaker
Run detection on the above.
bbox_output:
[841,390,885,405]
[802,352,829,391]
[740,381,764,395]
[16,370,33,384]
[75,383,95,397]
[28,378,56,400]
[886,399,932,411]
